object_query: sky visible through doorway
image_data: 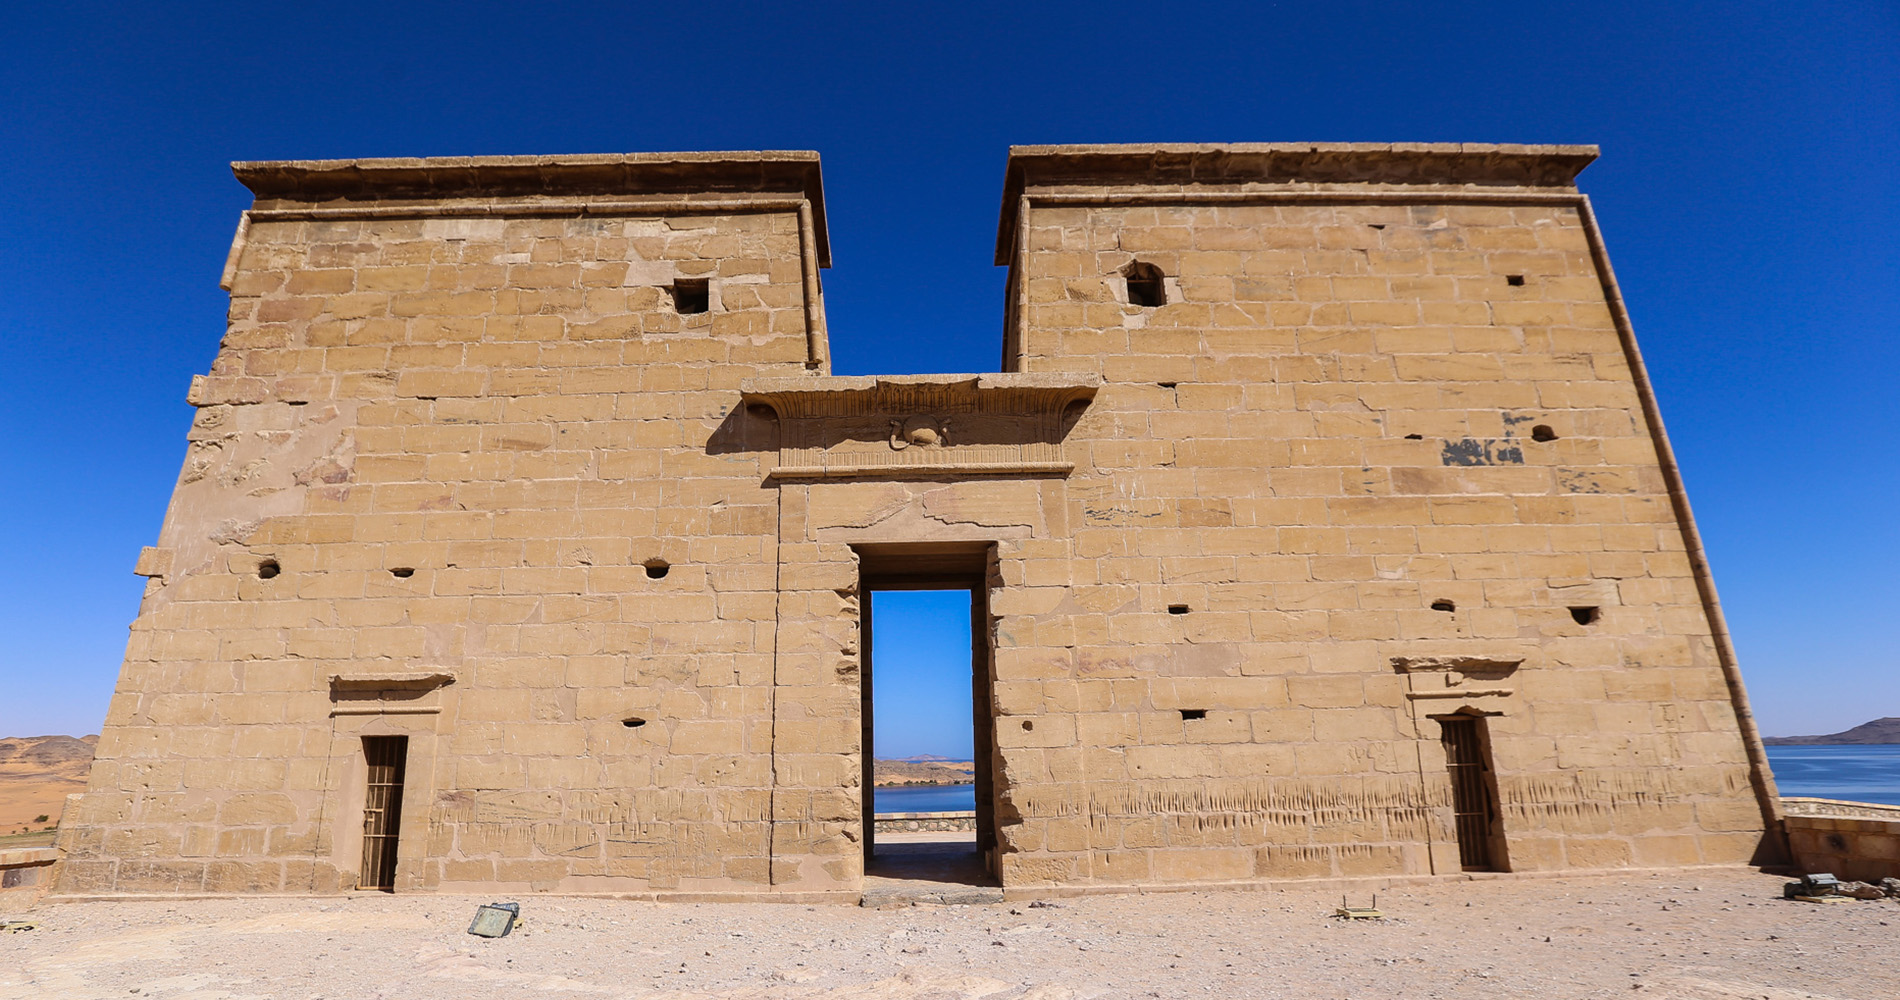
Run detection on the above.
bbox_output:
[872,591,975,761]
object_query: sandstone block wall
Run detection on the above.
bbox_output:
[1782,798,1900,883]
[980,144,1779,885]
[54,144,1780,899]
[57,154,854,896]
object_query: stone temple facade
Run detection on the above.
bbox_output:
[55,144,1785,899]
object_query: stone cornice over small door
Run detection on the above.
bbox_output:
[1391,655,1524,727]
[740,373,1099,480]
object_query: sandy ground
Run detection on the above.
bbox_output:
[0,772,81,837]
[2,867,1894,1000]
[0,735,94,834]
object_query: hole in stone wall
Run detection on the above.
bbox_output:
[1431,599,1456,612]
[1167,604,1189,615]
[671,278,710,314]
[389,567,414,578]
[1507,274,1525,286]
[1404,433,1424,440]
[1569,606,1601,626]
[644,560,670,580]
[1531,425,1558,442]
[1122,261,1166,307]
[1020,719,1034,731]
[1180,709,1208,721]
[622,717,647,728]
[257,559,280,580]
[1157,382,1177,389]
[1826,832,1848,852]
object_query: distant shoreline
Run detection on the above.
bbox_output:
[1762,717,1900,746]
[871,758,975,788]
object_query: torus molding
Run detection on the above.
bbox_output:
[740,373,1099,481]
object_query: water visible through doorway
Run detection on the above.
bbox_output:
[855,543,1001,904]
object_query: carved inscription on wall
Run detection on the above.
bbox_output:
[740,373,1099,480]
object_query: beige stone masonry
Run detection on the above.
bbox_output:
[54,143,1781,900]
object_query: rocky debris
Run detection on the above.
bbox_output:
[1835,881,1888,900]
[1782,873,1899,902]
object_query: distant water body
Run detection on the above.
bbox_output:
[871,749,1900,812]
[1765,745,1900,806]
[874,784,976,814]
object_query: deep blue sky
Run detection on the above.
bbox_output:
[0,2,1893,741]
[873,592,976,760]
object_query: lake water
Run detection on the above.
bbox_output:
[874,784,976,814]
[870,748,1900,813]
[1765,745,1900,805]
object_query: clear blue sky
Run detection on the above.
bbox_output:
[872,592,976,760]
[0,2,1893,742]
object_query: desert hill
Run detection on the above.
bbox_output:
[1764,718,1900,745]
[0,734,97,833]
[873,757,974,787]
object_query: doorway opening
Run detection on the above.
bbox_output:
[855,542,997,893]
[358,735,408,891]
[1437,714,1507,872]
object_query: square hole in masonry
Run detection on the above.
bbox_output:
[671,278,710,314]
[1122,261,1166,307]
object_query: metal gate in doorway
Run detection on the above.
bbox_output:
[1439,716,1503,872]
[359,736,408,891]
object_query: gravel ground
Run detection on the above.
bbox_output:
[2,868,1893,999]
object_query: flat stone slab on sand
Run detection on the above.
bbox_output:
[3,869,1894,999]
[864,833,1002,907]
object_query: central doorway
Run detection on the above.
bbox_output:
[855,542,998,895]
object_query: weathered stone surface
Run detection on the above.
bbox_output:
[55,144,1776,899]
[1783,798,1900,883]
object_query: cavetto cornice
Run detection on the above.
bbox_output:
[740,373,1100,418]
[995,142,1600,263]
[739,373,1100,481]
[233,151,831,266]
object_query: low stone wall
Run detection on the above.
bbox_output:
[1782,797,1900,882]
[874,811,977,834]
[0,847,59,901]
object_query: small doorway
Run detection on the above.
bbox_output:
[1438,715,1507,872]
[359,735,408,891]
[855,543,998,894]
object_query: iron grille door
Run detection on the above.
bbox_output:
[359,736,408,891]
[1439,717,1497,871]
